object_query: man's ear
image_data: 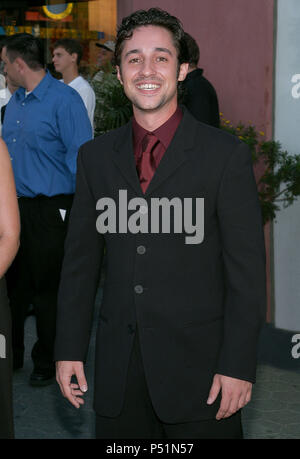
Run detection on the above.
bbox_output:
[71,52,78,64]
[116,66,123,85]
[14,57,26,74]
[178,63,189,82]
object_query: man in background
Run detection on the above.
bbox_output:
[0,37,6,90]
[53,38,95,131]
[182,32,220,127]
[2,33,92,386]
[0,73,18,135]
[0,37,15,132]
[93,40,115,83]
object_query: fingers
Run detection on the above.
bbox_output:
[70,383,85,397]
[76,369,88,394]
[56,361,88,409]
[210,374,252,420]
[207,374,221,406]
[237,387,252,411]
[216,393,239,420]
[216,388,252,420]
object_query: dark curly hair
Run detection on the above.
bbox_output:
[114,8,189,67]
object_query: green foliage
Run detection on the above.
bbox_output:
[221,116,300,224]
[92,69,133,137]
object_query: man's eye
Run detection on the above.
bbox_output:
[129,58,140,63]
[157,56,168,62]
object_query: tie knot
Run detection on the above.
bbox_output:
[142,133,159,153]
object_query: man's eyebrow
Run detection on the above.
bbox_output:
[124,49,141,59]
[155,47,173,56]
[124,47,173,59]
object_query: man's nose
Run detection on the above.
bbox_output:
[139,58,156,77]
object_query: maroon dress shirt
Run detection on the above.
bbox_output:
[132,107,183,191]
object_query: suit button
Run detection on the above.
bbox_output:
[134,285,144,294]
[137,245,146,255]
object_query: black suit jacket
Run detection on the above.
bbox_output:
[54,108,266,423]
[182,68,220,128]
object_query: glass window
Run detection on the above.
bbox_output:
[0,1,117,80]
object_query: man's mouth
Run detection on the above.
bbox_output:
[136,83,160,90]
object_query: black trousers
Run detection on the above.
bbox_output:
[5,194,73,372]
[95,330,243,439]
[0,277,14,438]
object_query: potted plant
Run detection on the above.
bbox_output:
[220,115,300,224]
[92,68,132,138]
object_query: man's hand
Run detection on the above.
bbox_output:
[207,374,252,420]
[56,361,88,409]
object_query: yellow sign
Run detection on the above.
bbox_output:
[42,4,74,20]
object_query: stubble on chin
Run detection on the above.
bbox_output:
[131,94,168,113]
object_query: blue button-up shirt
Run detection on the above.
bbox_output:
[2,71,93,197]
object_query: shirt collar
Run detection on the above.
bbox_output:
[132,106,183,150]
[15,70,52,102]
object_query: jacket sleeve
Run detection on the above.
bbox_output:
[54,145,104,362]
[216,141,266,383]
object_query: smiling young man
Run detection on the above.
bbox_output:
[54,8,266,439]
[116,24,187,127]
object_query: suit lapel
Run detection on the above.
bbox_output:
[145,108,196,196]
[112,120,142,196]
[112,108,198,197]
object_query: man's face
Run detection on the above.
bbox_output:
[52,47,75,74]
[1,46,22,87]
[97,48,113,67]
[116,25,188,116]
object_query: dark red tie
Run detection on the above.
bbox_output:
[138,133,159,193]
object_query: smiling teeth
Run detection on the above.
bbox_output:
[137,84,160,89]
